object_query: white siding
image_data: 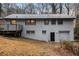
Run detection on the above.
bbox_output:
[59,31,70,41]
[5,19,74,42]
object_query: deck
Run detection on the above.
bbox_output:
[0,24,23,37]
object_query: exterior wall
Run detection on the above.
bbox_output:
[1,20,21,31]
[4,19,74,42]
[56,20,74,42]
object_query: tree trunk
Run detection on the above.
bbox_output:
[60,3,62,14]
[0,3,2,17]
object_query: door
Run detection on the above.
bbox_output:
[50,32,55,41]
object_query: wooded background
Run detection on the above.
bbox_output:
[0,3,79,37]
[0,3,78,16]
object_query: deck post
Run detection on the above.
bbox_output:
[7,24,9,30]
[14,24,17,37]
[16,24,17,30]
[19,32,21,37]
[3,31,4,36]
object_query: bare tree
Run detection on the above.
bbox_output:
[59,3,63,14]
[2,3,13,15]
[1,3,76,16]
[74,3,79,16]
[50,3,58,14]
[40,3,49,14]
[0,3,2,17]
[65,3,70,15]
[25,3,35,14]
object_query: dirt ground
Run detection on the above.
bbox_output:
[0,36,74,56]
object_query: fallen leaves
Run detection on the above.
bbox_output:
[0,36,74,56]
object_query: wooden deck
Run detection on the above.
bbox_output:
[0,30,22,37]
[0,24,23,37]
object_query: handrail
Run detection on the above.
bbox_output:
[0,24,23,31]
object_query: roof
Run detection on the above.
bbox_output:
[4,14,76,19]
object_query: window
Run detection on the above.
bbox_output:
[26,20,30,25]
[31,20,36,25]
[0,20,4,25]
[26,30,35,34]
[44,20,49,25]
[11,20,16,25]
[42,30,46,34]
[31,31,35,34]
[51,20,56,25]
[26,31,30,34]
[58,20,63,25]
[59,31,69,33]
[25,19,36,25]
[0,20,4,30]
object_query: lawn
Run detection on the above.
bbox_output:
[0,36,74,56]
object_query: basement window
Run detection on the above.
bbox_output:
[26,30,35,34]
[42,30,46,34]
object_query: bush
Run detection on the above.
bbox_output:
[63,40,73,50]
[63,40,79,56]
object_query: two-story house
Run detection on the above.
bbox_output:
[0,14,75,42]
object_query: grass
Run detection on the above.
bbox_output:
[0,36,75,56]
[74,41,79,46]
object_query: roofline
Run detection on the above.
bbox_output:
[4,17,76,19]
[4,14,76,19]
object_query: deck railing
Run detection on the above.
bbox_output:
[0,24,23,31]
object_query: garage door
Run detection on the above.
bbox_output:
[59,31,70,41]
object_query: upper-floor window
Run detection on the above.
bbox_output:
[25,19,36,25]
[44,20,49,25]
[58,20,63,25]
[0,20,4,25]
[11,20,16,25]
[51,20,56,25]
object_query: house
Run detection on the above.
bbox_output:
[0,14,76,42]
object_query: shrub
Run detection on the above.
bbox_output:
[63,40,73,50]
[72,45,79,55]
[63,40,79,56]
[59,39,63,48]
